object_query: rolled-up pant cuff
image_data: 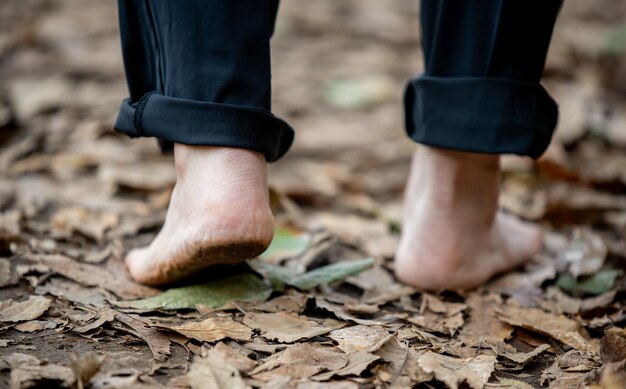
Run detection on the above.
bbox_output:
[114,93,294,162]
[404,75,558,158]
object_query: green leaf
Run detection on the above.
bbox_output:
[497,378,534,389]
[260,227,311,261]
[125,273,271,310]
[556,269,621,296]
[251,258,375,291]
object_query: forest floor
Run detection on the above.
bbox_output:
[1,0,626,388]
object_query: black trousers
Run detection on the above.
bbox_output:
[114,0,562,162]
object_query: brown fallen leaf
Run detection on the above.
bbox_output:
[70,352,104,389]
[14,320,57,333]
[158,316,253,343]
[297,380,358,389]
[186,347,249,389]
[408,294,467,336]
[243,311,344,343]
[495,344,551,368]
[328,325,390,353]
[251,344,348,381]
[346,266,416,305]
[496,304,598,353]
[557,349,602,372]
[4,352,76,389]
[252,292,309,314]
[212,342,257,372]
[0,258,19,287]
[73,308,116,334]
[314,297,391,326]
[30,254,158,299]
[458,293,515,352]
[313,350,380,381]
[312,350,380,381]
[35,278,108,308]
[114,314,171,361]
[51,206,119,243]
[0,209,21,246]
[98,162,176,192]
[600,328,626,364]
[0,296,51,323]
[417,351,496,389]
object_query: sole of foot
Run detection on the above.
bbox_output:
[125,144,275,286]
[394,146,543,290]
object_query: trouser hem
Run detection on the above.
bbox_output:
[114,93,294,162]
[404,75,558,158]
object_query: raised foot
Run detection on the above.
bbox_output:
[125,144,274,286]
[394,147,543,291]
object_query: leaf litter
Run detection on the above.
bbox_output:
[2,0,626,388]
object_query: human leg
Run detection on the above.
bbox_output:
[396,0,562,290]
[115,0,291,285]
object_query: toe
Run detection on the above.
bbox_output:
[125,247,155,285]
[498,213,544,263]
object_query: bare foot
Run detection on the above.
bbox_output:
[394,146,543,290]
[125,144,274,285]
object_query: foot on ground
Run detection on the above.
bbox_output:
[125,144,274,285]
[395,146,543,290]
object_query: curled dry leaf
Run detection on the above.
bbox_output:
[51,207,119,243]
[251,343,348,381]
[4,352,76,389]
[244,311,344,343]
[212,342,258,372]
[186,347,248,389]
[30,254,158,299]
[417,351,496,389]
[0,258,19,288]
[159,316,253,343]
[409,294,466,336]
[328,325,390,353]
[600,328,626,364]
[458,293,515,352]
[496,344,551,368]
[114,314,171,361]
[496,305,598,353]
[312,350,380,381]
[0,296,50,323]
[14,320,57,333]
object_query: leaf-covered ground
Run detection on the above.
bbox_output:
[1,0,626,388]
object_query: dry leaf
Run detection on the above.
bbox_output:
[0,296,50,323]
[251,344,348,381]
[0,258,19,287]
[496,344,551,367]
[328,325,390,353]
[73,308,116,333]
[186,347,249,389]
[496,304,598,353]
[243,311,344,343]
[4,352,76,388]
[31,254,158,299]
[114,314,171,361]
[212,342,257,372]
[459,293,515,352]
[14,320,56,332]
[312,350,380,380]
[600,328,626,364]
[70,352,104,389]
[51,207,119,243]
[417,351,496,389]
[160,316,253,343]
